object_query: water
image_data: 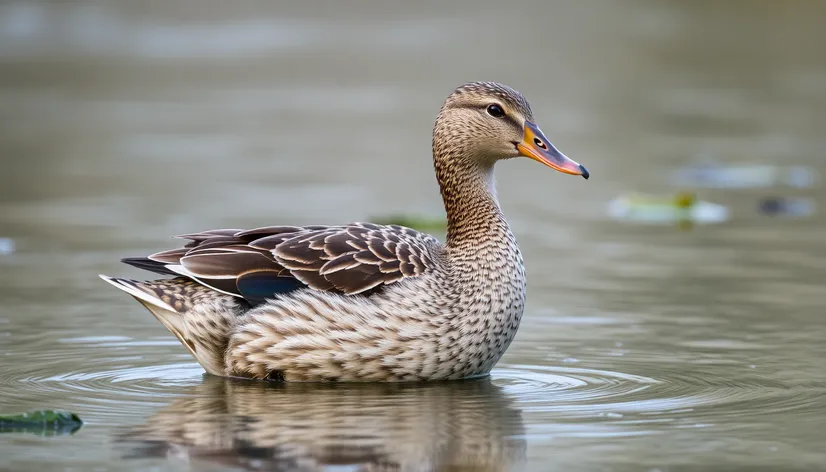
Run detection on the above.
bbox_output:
[1,1,825,470]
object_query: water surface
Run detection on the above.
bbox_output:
[1,1,825,470]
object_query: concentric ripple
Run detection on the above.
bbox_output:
[492,362,823,430]
[0,334,205,420]
[496,365,658,407]
[3,333,819,428]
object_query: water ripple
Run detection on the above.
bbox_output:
[0,335,203,416]
[2,332,818,429]
[493,363,820,429]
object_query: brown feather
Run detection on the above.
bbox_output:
[125,222,440,299]
[323,232,357,256]
[148,248,189,264]
[325,265,386,294]
[400,262,417,277]
[182,238,246,251]
[319,254,361,275]
[181,251,281,278]
[175,229,244,242]
[290,269,335,291]
[236,225,304,239]
[368,239,396,262]
[247,233,303,251]
[379,260,400,274]
[353,250,382,265]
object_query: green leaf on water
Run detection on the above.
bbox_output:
[371,214,447,232]
[0,410,83,436]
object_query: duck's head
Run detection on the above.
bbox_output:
[433,81,588,179]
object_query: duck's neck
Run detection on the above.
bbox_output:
[435,158,509,250]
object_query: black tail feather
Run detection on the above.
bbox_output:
[121,257,179,276]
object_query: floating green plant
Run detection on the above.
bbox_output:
[0,410,83,437]
[607,192,729,226]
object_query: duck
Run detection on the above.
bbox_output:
[100,82,589,382]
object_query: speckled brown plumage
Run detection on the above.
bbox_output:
[101,81,585,382]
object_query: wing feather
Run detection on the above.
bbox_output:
[319,254,362,275]
[121,222,441,301]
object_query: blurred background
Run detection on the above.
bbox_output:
[1,1,824,471]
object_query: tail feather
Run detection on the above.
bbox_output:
[120,257,180,277]
[99,275,198,364]
[99,275,178,312]
[99,275,241,376]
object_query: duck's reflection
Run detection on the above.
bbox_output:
[119,376,526,471]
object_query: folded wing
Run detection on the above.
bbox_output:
[123,223,440,305]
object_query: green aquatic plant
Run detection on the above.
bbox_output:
[0,410,83,436]
[607,191,729,227]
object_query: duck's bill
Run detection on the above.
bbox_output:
[517,121,589,179]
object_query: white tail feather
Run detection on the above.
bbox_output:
[98,274,197,358]
[98,274,177,312]
[99,274,226,376]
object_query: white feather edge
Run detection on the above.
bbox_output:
[98,274,178,312]
[166,264,244,299]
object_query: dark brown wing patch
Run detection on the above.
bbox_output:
[273,223,440,295]
[122,223,441,300]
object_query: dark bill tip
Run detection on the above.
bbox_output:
[579,164,590,180]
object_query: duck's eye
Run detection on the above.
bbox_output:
[486,104,505,118]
